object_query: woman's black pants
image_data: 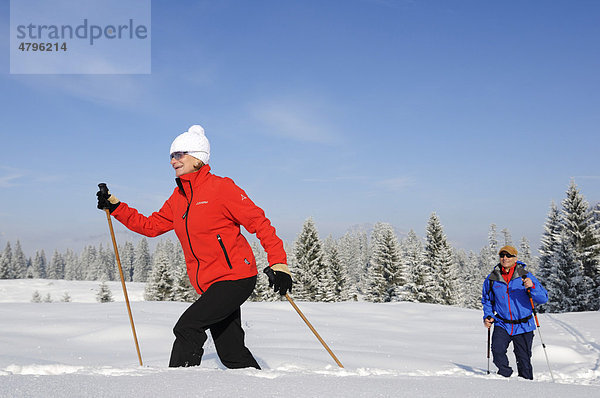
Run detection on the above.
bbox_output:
[168,276,260,369]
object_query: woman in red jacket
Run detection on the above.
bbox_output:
[97,125,292,369]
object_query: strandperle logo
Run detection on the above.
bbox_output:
[15,19,149,46]
[10,0,151,74]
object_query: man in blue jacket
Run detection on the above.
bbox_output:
[481,245,548,380]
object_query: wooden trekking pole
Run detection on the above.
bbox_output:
[99,184,143,366]
[285,293,344,368]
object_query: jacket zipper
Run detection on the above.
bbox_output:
[216,234,233,269]
[506,285,514,335]
[182,180,204,293]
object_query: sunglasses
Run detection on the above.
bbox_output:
[170,151,188,161]
[499,253,515,258]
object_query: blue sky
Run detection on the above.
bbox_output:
[1,0,599,257]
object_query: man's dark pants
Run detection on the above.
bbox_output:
[168,276,260,369]
[491,325,534,379]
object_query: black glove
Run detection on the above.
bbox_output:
[263,264,292,296]
[97,183,121,214]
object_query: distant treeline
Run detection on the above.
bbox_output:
[2,181,599,312]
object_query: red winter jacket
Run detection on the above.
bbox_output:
[112,166,287,294]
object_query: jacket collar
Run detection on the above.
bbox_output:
[489,261,528,283]
[175,165,212,193]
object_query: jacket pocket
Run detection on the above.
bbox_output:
[216,234,233,269]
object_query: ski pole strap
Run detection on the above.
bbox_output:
[494,314,532,324]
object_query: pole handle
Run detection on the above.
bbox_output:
[522,276,539,320]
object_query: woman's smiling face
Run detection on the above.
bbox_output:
[170,152,198,177]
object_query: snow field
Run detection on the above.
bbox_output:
[1,280,599,397]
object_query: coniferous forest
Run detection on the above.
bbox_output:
[1,181,599,313]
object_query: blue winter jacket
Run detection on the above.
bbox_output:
[481,262,548,336]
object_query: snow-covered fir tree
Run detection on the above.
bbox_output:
[424,213,460,305]
[501,228,512,247]
[366,223,402,303]
[560,181,600,310]
[595,202,600,290]
[61,292,72,302]
[338,229,367,301]
[401,230,427,303]
[322,236,345,302]
[488,224,498,259]
[133,238,151,282]
[283,240,295,296]
[478,223,501,302]
[25,257,34,278]
[537,202,562,312]
[479,243,496,272]
[47,250,65,280]
[544,230,594,312]
[593,202,600,238]
[478,243,495,271]
[43,293,53,303]
[159,239,177,265]
[537,182,600,313]
[171,263,196,302]
[475,223,499,276]
[292,217,325,301]
[86,245,103,281]
[519,237,535,273]
[0,242,14,279]
[458,250,483,309]
[119,241,136,282]
[63,249,75,280]
[438,250,460,305]
[423,214,443,304]
[313,236,335,302]
[144,240,174,301]
[170,242,197,302]
[12,241,27,279]
[453,249,468,306]
[81,245,98,280]
[97,244,116,281]
[538,203,561,276]
[31,250,47,279]
[96,281,114,303]
[63,249,81,281]
[31,290,42,303]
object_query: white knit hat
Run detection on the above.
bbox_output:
[169,125,210,164]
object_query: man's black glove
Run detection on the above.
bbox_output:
[263,264,292,296]
[97,183,121,214]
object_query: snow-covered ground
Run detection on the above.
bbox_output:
[1,280,599,397]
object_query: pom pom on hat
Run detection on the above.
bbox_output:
[170,125,210,164]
